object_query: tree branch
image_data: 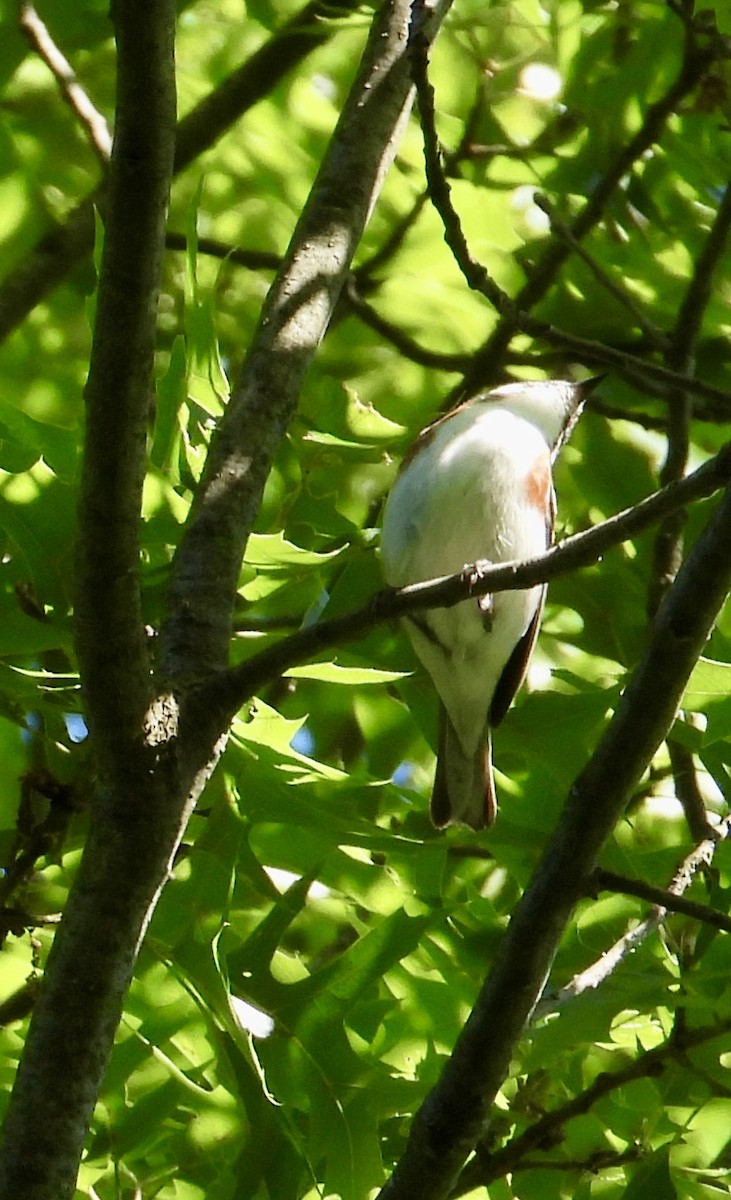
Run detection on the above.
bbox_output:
[0,1,177,1194]
[0,8,450,1191]
[18,1,112,163]
[341,277,471,371]
[543,814,731,1010]
[411,24,731,409]
[74,20,176,754]
[378,476,731,1199]
[651,181,731,831]
[453,1016,731,1196]
[652,181,731,609]
[668,736,713,840]
[188,441,731,725]
[160,0,453,682]
[592,866,731,933]
[532,193,670,352]
[460,9,718,388]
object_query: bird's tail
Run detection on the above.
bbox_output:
[430,705,497,830]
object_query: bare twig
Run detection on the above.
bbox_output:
[18,1,112,163]
[652,183,731,611]
[354,74,488,283]
[588,398,667,431]
[165,230,281,273]
[521,335,731,409]
[411,29,512,316]
[651,182,731,829]
[541,815,731,1010]
[667,738,714,840]
[505,1149,643,1175]
[670,182,731,374]
[342,278,470,371]
[410,26,731,410]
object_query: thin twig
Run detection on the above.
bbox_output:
[667,738,714,841]
[410,25,731,410]
[342,278,470,371]
[355,187,433,282]
[165,230,281,273]
[192,441,731,730]
[651,183,731,827]
[533,194,670,351]
[527,334,730,409]
[541,815,731,1011]
[592,865,731,932]
[355,67,488,284]
[671,181,731,370]
[411,29,512,316]
[507,1149,643,1175]
[452,1015,731,1196]
[460,12,717,388]
[18,1,112,163]
[588,398,667,431]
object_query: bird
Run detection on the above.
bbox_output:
[380,377,600,830]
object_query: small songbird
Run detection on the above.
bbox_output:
[381,377,599,830]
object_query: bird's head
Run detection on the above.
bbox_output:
[480,375,604,456]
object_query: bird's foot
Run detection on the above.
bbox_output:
[462,560,494,630]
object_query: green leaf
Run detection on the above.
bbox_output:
[624,1148,677,1200]
[285,661,407,684]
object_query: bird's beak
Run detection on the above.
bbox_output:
[552,374,605,458]
[576,374,607,398]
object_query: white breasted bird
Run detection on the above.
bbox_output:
[381,377,600,831]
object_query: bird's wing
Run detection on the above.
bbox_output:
[489,586,546,727]
[489,483,555,728]
[398,398,479,471]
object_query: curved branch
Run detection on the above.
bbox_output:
[378,477,731,1199]
[533,194,669,352]
[341,277,471,371]
[542,814,731,1010]
[651,182,731,829]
